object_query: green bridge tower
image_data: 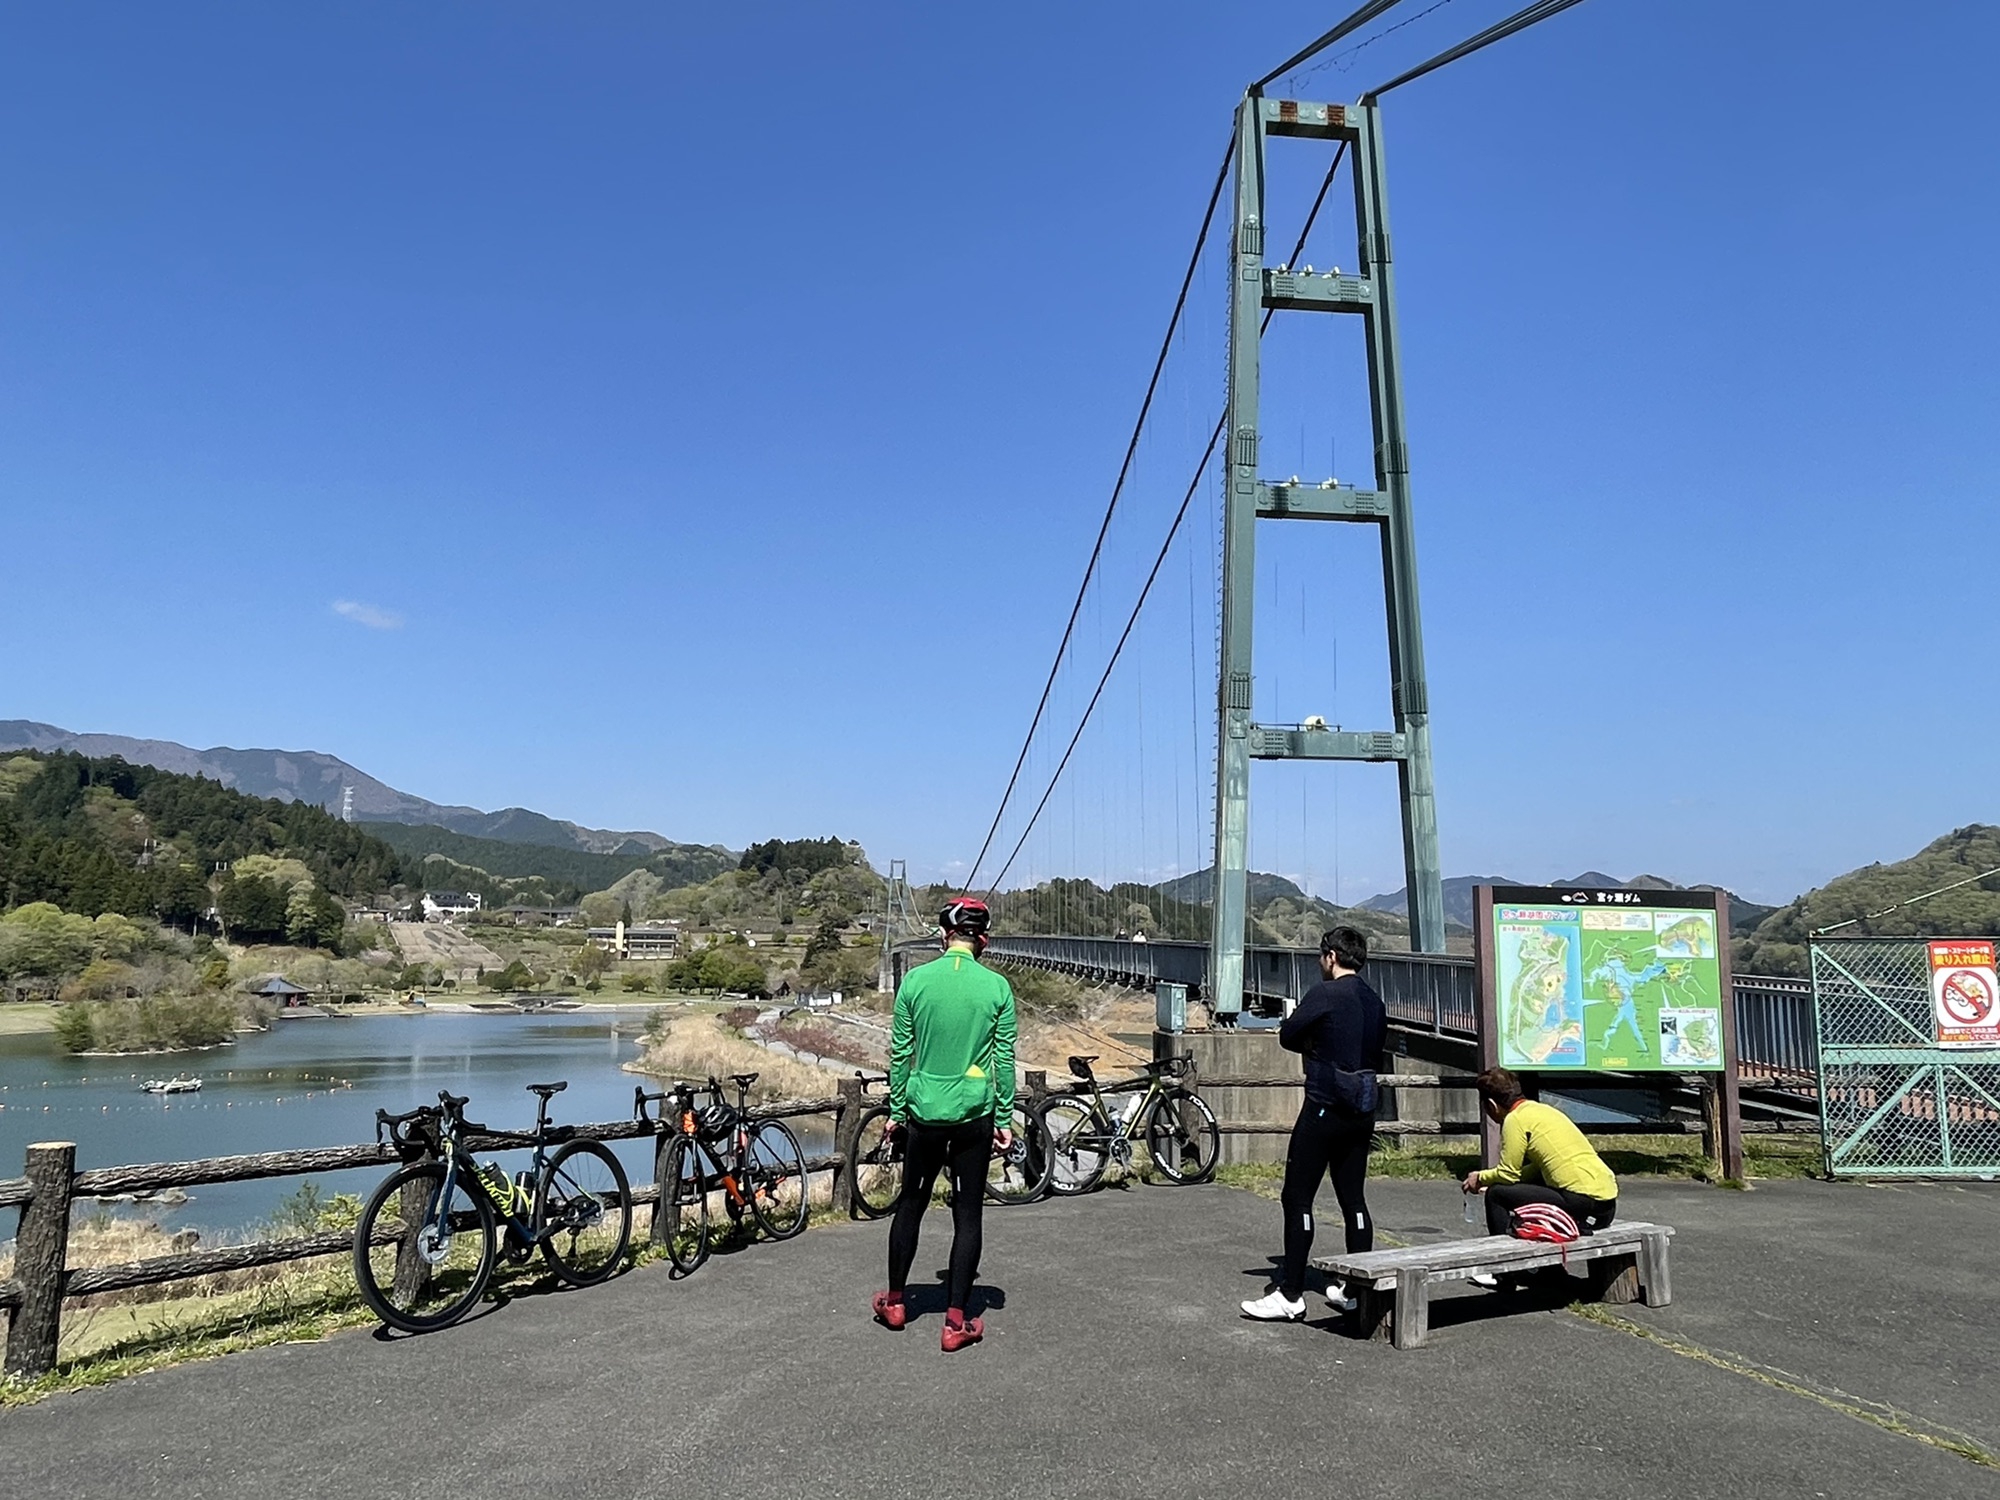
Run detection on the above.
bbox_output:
[1210,92,1446,1019]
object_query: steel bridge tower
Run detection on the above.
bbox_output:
[1210,93,1445,1019]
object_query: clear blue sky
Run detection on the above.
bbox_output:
[3,2,1994,906]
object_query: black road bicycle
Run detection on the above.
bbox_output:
[353,1082,633,1332]
[635,1073,809,1275]
[1038,1053,1219,1193]
[847,1075,1048,1218]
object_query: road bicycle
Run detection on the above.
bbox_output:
[1037,1052,1219,1193]
[635,1072,810,1275]
[847,1075,1048,1218]
[352,1082,633,1333]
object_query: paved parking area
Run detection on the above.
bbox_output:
[4,1174,1996,1500]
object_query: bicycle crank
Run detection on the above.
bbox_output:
[1110,1139,1133,1172]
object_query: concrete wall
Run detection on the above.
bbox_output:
[1155,1025,1482,1164]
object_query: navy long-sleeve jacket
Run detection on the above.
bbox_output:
[1278,973,1387,1111]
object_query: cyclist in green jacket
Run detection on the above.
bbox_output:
[872,898,1017,1351]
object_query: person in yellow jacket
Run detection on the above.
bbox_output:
[1460,1066,1618,1239]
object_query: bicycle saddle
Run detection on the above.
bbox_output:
[526,1081,568,1097]
[727,1072,760,1087]
[439,1091,471,1109]
[1068,1055,1099,1079]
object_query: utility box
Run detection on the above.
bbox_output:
[1155,982,1188,1034]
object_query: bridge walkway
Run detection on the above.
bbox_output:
[3,1178,1994,1498]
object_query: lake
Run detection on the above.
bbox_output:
[0,1008,714,1235]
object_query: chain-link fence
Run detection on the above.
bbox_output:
[1811,938,2000,1177]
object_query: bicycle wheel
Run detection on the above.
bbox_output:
[1039,1096,1109,1195]
[849,1105,902,1220]
[660,1135,710,1275]
[1145,1091,1220,1185]
[985,1101,1047,1205]
[353,1160,496,1332]
[746,1119,810,1240]
[535,1138,633,1286]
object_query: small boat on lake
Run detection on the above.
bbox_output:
[139,1076,202,1095]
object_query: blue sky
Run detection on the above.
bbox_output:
[2,2,1994,906]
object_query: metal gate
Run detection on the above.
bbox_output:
[1811,938,2000,1177]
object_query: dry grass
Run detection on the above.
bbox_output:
[0,1002,57,1035]
[625,1012,846,1100]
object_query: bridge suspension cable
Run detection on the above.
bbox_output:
[980,141,1353,895]
[960,138,1234,894]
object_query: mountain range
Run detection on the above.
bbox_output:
[0,720,719,859]
[1360,873,1778,936]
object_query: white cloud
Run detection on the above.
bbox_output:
[332,599,405,631]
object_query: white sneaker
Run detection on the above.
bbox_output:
[1468,1273,1500,1290]
[1324,1285,1357,1313]
[1240,1289,1307,1322]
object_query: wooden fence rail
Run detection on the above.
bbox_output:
[3,1068,1801,1382]
[3,1083,861,1382]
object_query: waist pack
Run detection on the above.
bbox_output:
[1327,1066,1379,1114]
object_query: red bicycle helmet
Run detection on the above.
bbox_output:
[939,898,991,949]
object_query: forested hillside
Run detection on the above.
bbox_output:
[362,821,733,900]
[1734,824,2000,976]
[0,751,404,943]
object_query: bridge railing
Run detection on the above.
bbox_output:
[1,1084,863,1382]
[988,934,1817,1088]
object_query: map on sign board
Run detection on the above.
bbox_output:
[1491,886,1726,1073]
[1929,940,2000,1049]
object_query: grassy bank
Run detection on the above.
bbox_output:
[625,1009,847,1100]
[0,1003,57,1035]
[1215,1131,1822,1200]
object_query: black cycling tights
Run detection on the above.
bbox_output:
[1279,1101,1375,1300]
[887,1116,993,1313]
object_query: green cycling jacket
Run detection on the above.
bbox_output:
[889,946,1017,1127]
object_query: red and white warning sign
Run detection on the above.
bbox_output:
[1929,940,2000,1048]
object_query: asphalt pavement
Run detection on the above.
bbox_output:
[4,1173,1997,1500]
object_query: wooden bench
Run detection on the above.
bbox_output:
[1312,1221,1674,1350]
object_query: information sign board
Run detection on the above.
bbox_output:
[1929,940,2000,1049]
[1486,885,1727,1072]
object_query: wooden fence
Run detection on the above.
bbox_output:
[2,1067,1813,1381]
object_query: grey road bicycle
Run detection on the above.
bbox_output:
[847,1074,1049,1217]
[353,1082,632,1333]
[1037,1053,1219,1193]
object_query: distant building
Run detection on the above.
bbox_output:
[586,921,681,959]
[495,904,579,928]
[250,976,312,1009]
[421,891,481,923]
[347,898,399,925]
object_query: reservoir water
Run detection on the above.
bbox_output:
[0,1008,719,1235]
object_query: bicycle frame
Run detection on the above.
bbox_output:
[640,1077,766,1216]
[1066,1069,1175,1144]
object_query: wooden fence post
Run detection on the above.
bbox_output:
[5,1141,76,1380]
[832,1076,866,1218]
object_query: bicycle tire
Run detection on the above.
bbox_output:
[1038,1096,1109,1195]
[747,1119,810,1240]
[352,1160,496,1332]
[984,1101,1047,1205]
[1145,1091,1220,1185]
[661,1134,710,1275]
[849,1105,902,1220]
[535,1138,633,1286]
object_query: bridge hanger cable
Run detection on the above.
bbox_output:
[959,137,1235,896]
[985,144,1353,895]
[1253,0,1409,93]
[1365,0,1591,98]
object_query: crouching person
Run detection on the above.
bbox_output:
[1461,1066,1617,1241]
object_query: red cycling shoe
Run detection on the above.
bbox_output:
[872,1291,907,1330]
[940,1312,983,1352]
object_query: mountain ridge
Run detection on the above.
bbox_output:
[0,720,713,858]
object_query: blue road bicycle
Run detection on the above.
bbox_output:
[353,1083,633,1332]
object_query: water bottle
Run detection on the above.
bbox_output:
[1117,1093,1142,1128]
[476,1160,521,1213]
[1462,1188,1480,1225]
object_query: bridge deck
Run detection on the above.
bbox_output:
[4,1177,1995,1497]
